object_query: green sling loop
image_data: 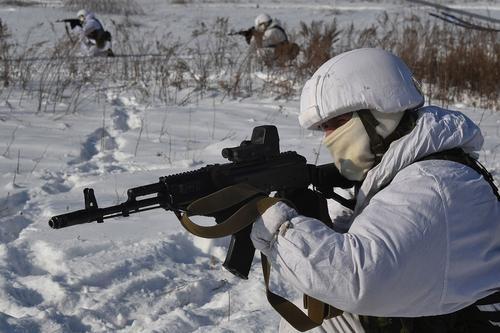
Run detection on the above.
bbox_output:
[179,183,342,332]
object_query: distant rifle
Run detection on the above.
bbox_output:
[56,18,82,30]
[228,26,255,44]
[48,125,355,279]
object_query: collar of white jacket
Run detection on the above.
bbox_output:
[354,106,484,214]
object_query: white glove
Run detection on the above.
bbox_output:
[250,201,298,257]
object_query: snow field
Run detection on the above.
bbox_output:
[0,1,498,332]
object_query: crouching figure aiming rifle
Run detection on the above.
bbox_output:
[48,125,355,331]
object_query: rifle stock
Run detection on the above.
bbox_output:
[48,125,355,279]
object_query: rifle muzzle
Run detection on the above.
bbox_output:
[48,209,102,229]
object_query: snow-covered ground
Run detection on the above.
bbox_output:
[0,1,499,332]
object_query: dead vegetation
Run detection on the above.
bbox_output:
[63,0,144,15]
[346,13,499,110]
[296,20,342,77]
[0,19,12,87]
[0,13,498,113]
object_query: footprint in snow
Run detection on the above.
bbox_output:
[68,128,119,165]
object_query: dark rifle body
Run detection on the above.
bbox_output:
[56,19,82,30]
[228,27,255,44]
[48,126,353,279]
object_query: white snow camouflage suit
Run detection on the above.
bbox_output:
[259,106,500,332]
[78,12,112,57]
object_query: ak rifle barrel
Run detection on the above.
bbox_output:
[49,183,164,229]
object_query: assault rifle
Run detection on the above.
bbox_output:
[228,26,255,44]
[56,18,82,30]
[48,125,355,279]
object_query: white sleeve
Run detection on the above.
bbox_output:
[262,27,287,47]
[83,19,101,36]
[266,174,450,317]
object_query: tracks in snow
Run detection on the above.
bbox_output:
[0,95,252,332]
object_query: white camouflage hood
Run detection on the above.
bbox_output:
[354,106,484,214]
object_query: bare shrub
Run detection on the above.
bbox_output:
[0,19,13,87]
[296,20,342,77]
[0,0,39,6]
[63,0,143,15]
[258,14,499,108]
[367,13,500,109]
[1,15,498,112]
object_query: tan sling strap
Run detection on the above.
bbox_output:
[179,183,342,331]
[261,254,342,331]
[180,183,276,238]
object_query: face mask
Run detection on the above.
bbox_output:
[323,113,375,181]
[257,22,268,32]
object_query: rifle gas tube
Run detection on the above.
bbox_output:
[48,125,354,279]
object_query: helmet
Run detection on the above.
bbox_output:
[299,48,424,130]
[254,13,272,30]
[77,9,87,21]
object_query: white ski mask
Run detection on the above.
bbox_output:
[323,110,405,181]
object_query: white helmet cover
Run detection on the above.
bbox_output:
[254,13,272,29]
[299,48,424,130]
[77,9,88,19]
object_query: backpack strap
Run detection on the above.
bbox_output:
[419,149,500,326]
[476,292,500,306]
[274,25,288,42]
[419,148,500,201]
[265,25,289,47]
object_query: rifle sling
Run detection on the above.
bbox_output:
[179,183,341,331]
[262,253,342,331]
[184,183,266,216]
[180,183,272,238]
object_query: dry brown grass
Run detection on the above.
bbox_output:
[296,20,342,77]
[0,19,13,87]
[63,0,144,15]
[354,14,499,109]
[294,13,499,110]
[0,14,498,112]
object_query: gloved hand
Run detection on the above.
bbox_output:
[250,201,298,257]
[277,188,333,227]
